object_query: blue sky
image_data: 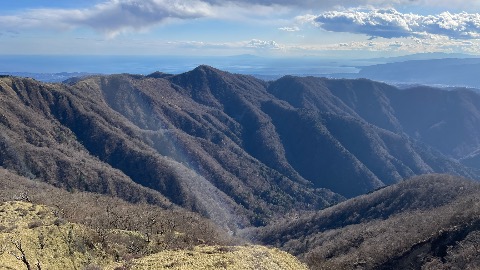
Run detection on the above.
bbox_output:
[1,0,480,58]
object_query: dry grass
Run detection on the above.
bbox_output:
[0,201,121,269]
[0,201,307,270]
[106,245,308,270]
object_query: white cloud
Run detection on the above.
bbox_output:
[78,0,213,35]
[278,26,300,32]
[0,0,214,37]
[1,0,480,57]
[313,8,480,39]
[286,35,480,55]
[294,14,320,28]
[246,39,283,49]
[164,39,284,51]
[207,0,480,10]
[0,0,294,38]
[2,0,478,40]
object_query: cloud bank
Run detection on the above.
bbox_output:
[246,39,282,49]
[206,0,479,10]
[278,26,300,32]
[2,0,479,39]
[0,0,213,37]
[76,0,213,34]
[0,0,291,37]
[313,8,480,39]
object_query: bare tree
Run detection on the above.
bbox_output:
[9,240,41,270]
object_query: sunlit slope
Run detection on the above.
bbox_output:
[0,168,236,269]
[0,201,114,269]
[106,245,308,270]
[0,201,306,270]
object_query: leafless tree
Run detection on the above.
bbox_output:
[9,240,41,270]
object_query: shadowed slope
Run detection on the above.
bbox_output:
[248,174,480,269]
[0,72,342,228]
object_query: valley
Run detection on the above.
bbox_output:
[1,67,480,269]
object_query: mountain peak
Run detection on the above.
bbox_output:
[191,65,226,75]
[146,71,173,79]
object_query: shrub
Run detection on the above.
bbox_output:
[53,218,67,226]
[28,220,43,229]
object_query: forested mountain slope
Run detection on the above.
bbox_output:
[248,174,480,269]
[1,67,479,229]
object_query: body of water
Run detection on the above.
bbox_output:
[0,55,361,76]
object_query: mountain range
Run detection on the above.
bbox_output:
[1,66,480,269]
[2,67,480,226]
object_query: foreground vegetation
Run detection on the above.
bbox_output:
[0,168,229,269]
[0,200,305,269]
[105,245,307,270]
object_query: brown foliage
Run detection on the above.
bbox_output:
[248,174,480,269]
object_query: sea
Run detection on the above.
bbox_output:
[0,55,363,81]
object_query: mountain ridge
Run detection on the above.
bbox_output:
[2,66,480,269]
[1,66,480,228]
[245,174,480,269]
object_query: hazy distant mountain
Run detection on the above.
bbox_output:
[356,58,480,88]
[0,72,94,83]
[0,55,358,77]
[367,52,476,63]
[3,53,478,85]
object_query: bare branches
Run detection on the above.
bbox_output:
[9,240,41,270]
[9,240,32,270]
[35,259,42,270]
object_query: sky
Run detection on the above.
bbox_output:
[1,0,480,58]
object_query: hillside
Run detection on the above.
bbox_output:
[105,245,308,270]
[0,168,306,269]
[1,67,480,229]
[0,72,340,228]
[0,167,235,264]
[247,174,480,269]
[0,199,305,269]
[2,158,479,269]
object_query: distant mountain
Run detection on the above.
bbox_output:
[1,66,480,229]
[356,58,480,88]
[0,55,357,77]
[461,149,480,170]
[0,72,94,83]
[366,52,476,63]
[248,174,480,269]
